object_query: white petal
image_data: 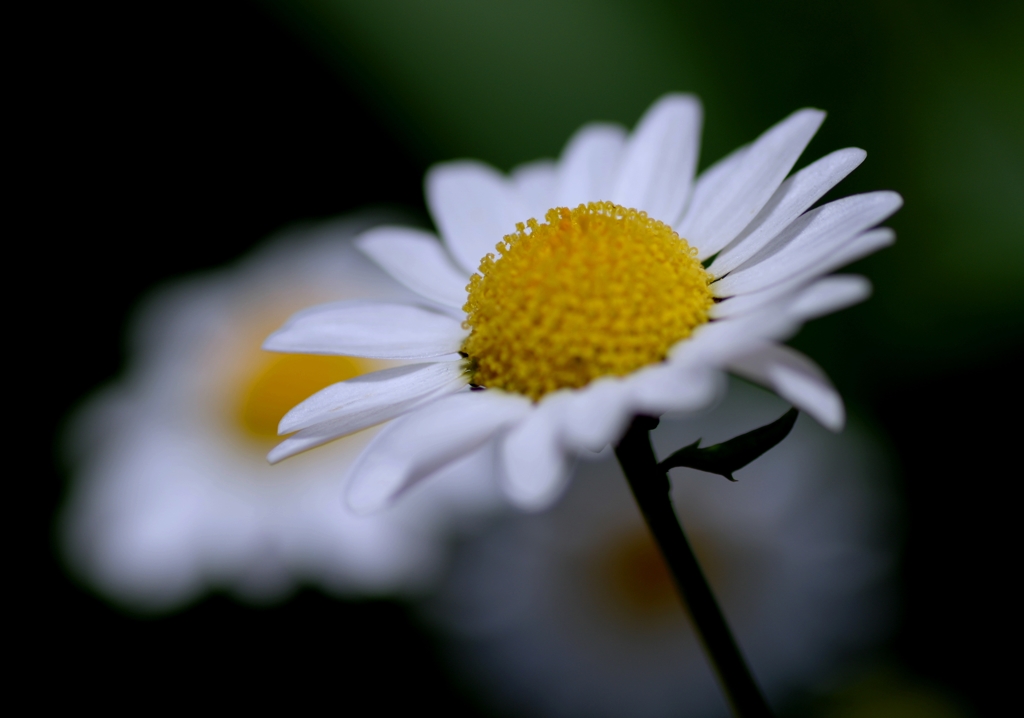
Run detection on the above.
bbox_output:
[501,394,573,511]
[628,362,726,416]
[511,159,558,221]
[679,109,826,259]
[670,309,801,366]
[714,192,902,296]
[675,144,749,246]
[710,229,894,317]
[555,123,627,208]
[346,391,532,513]
[715,274,871,325]
[263,301,468,359]
[560,378,635,453]
[355,227,470,309]
[267,369,468,465]
[710,148,867,274]
[610,94,702,224]
[786,275,872,320]
[729,344,845,431]
[277,361,469,435]
[426,161,528,274]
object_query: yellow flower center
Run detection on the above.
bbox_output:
[237,354,372,440]
[461,202,713,400]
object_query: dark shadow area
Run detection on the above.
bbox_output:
[873,345,1019,716]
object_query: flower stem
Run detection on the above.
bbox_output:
[614,416,773,718]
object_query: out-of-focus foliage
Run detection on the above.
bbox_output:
[265,0,1023,389]
[265,0,714,166]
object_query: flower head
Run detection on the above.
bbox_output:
[265,94,902,511]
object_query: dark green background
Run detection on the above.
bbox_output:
[31,0,1020,714]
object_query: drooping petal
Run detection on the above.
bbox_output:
[345,391,532,513]
[710,147,867,274]
[263,301,468,359]
[277,361,470,436]
[729,343,845,431]
[501,393,574,511]
[555,123,627,209]
[710,228,894,317]
[714,192,903,296]
[355,227,470,309]
[679,109,826,259]
[511,159,558,222]
[426,161,528,274]
[610,94,702,224]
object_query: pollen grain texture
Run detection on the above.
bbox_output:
[462,202,713,400]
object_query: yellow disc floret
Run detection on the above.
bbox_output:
[461,202,713,400]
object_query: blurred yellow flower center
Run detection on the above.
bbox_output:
[237,354,370,440]
[600,531,678,620]
[461,202,713,400]
[597,528,728,623]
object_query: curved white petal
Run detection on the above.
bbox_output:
[426,161,528,275]
[355,227,470,309]
[555,123,627,208]
[263,301,467,359]
[610,94,702,224]
[679,109,826,259]
[501,394,573,511]
[277,361,469,436]
[729,343,845,431]
[710,148,867,274]
[560,378,635,453]
[714,192,902,296]
[346,391,532,514]
[710,229,894,317]
[511,159,558,221]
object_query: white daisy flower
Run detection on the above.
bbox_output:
[265,94,901,512]
[60,216,503,611]
[425,380,895,718]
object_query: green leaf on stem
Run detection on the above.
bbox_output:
[657,408,799,481]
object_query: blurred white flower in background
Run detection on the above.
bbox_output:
[425,379,895,718]
[59,215,502,611]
